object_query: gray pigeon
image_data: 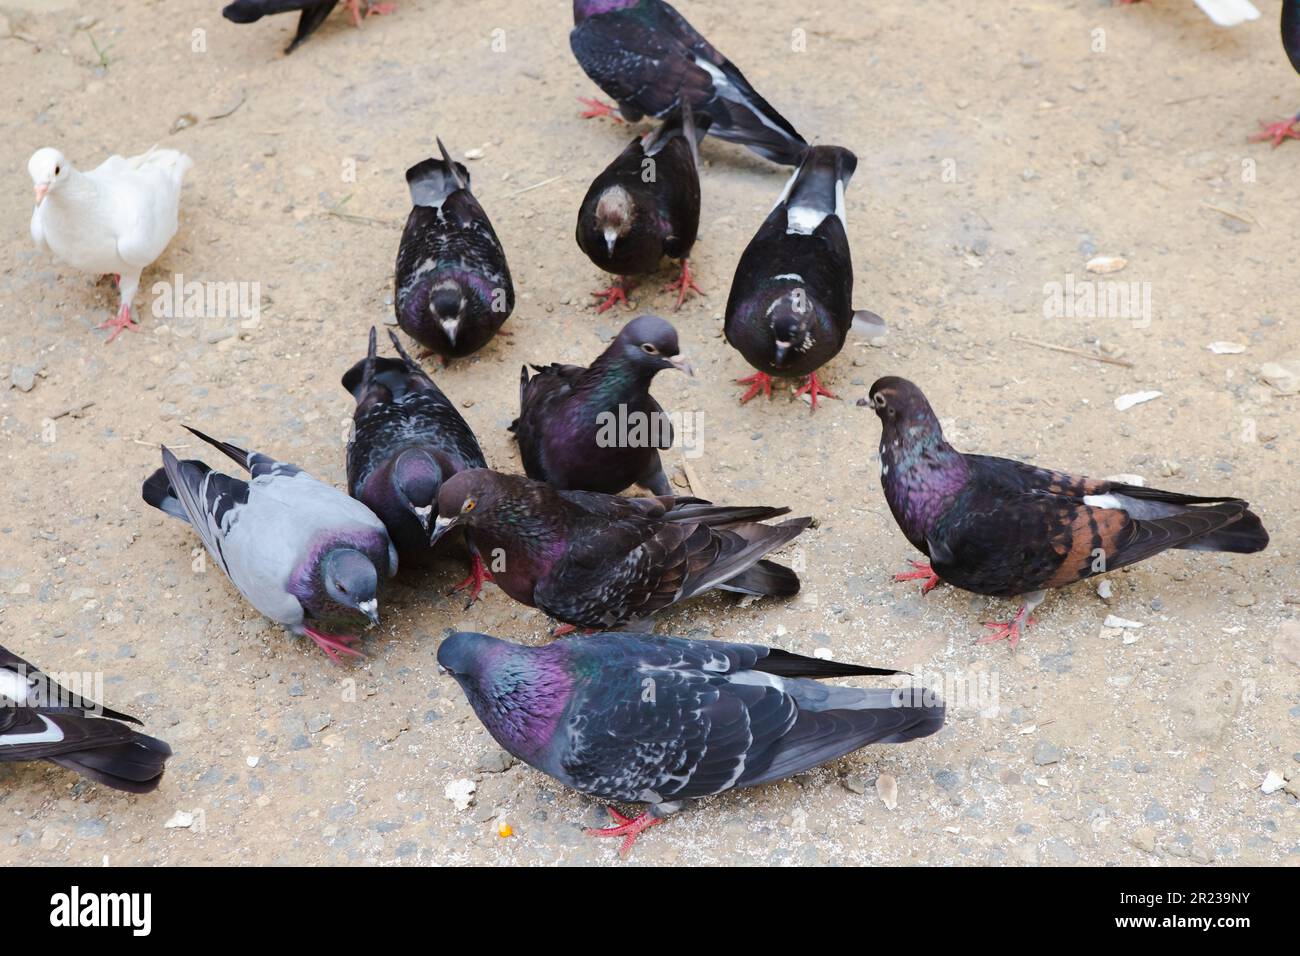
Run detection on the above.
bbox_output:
[141,427,397,663]
[439,630,944,856]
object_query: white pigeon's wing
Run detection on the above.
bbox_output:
[1194,0,1260,26]
[89,149,191,269]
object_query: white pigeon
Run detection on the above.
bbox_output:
[28,145,192,342]
[1194,0,1260,27]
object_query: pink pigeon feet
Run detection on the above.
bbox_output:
[303,627,364,665]
[894,560,941,595]
[793,371,838,412]
[585,806,664,858]
[346,0,395,26]
[577,97,625,122]
[663,259,702,310]
[977,605,1036,650]
[1250,116,1300,148]
[591,278,632,313]
[97,305,139,343]
[449,552,493,605]
[736,370,774,404]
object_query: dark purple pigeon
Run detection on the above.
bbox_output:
[438,630,944,856]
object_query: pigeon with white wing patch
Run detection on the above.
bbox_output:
[0,645,171,793]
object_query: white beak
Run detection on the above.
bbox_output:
[358,598,379,626]
[440,318,460,346]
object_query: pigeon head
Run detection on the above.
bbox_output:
[321,548,381,626]
[611,314,693,376]
[428,469,501,547]
[28,148,69,205]
[391,449,445,533]
[437,631,572,757]
[594,185,634,256]
[428,281,467,346]
[769,292,816,369]
[867,376,943,438]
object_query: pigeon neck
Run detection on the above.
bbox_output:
[587,347,656,400]
[468,646,572,761]
[879,423,967,543]
[575,0,638,21]
[52,167,98,206]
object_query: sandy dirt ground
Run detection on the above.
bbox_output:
[1,0,1297,867]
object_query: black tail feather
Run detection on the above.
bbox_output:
[47,731,172,795]
[183,426,252,472]
[721,558,800,597]
[756,647,906,679]
[141,465,192,523]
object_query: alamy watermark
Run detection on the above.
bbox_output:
[595,404,704,459]
[151,273,262,328]
[1043,273,1151,328]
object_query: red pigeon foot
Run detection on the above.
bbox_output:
[894,560,941,595]
[449,552,493,605]
[585,806,664,858]
[736,370,774,404]
[793,371,838,411]
[1250,116,1300,148]
[664,259,702,310]
[577,97,624,121]
[97,305,139,343]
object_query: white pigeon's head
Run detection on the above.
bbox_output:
[28,148,69,205]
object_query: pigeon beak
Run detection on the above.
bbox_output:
[412,503,434,533]
[440,318,460,347]
[773,341,792,368]
[436,663,449,676]
[603,228,619,256]
[33,183,49,205]
[429,514,459,548]
[667,354,694,377]
[358,598,379,627]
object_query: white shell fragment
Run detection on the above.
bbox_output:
[1114,390,1161,411]
[1103,615,1144,629]
[1096,580,1113,600]
[1260,771,1285,794]
[875,773,898,810]
[1086,255,1128,274]
[164,810,194,829]
[1206,342,1246,354]
[444,778,477,810]
[1260,359,1300,396]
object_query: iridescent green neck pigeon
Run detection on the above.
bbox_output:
[395,139,514,362]
[0,644,172,794]
[868,377,1269,648]
[142,427,397,663]
[1250,0,1300,146]
[343,328,488,593]
[725,145,884,411]
[576,103,709,313]
[438,630,944,856]
[429,469,810,630]
[510,315,693,496]
[570,0,807,166]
